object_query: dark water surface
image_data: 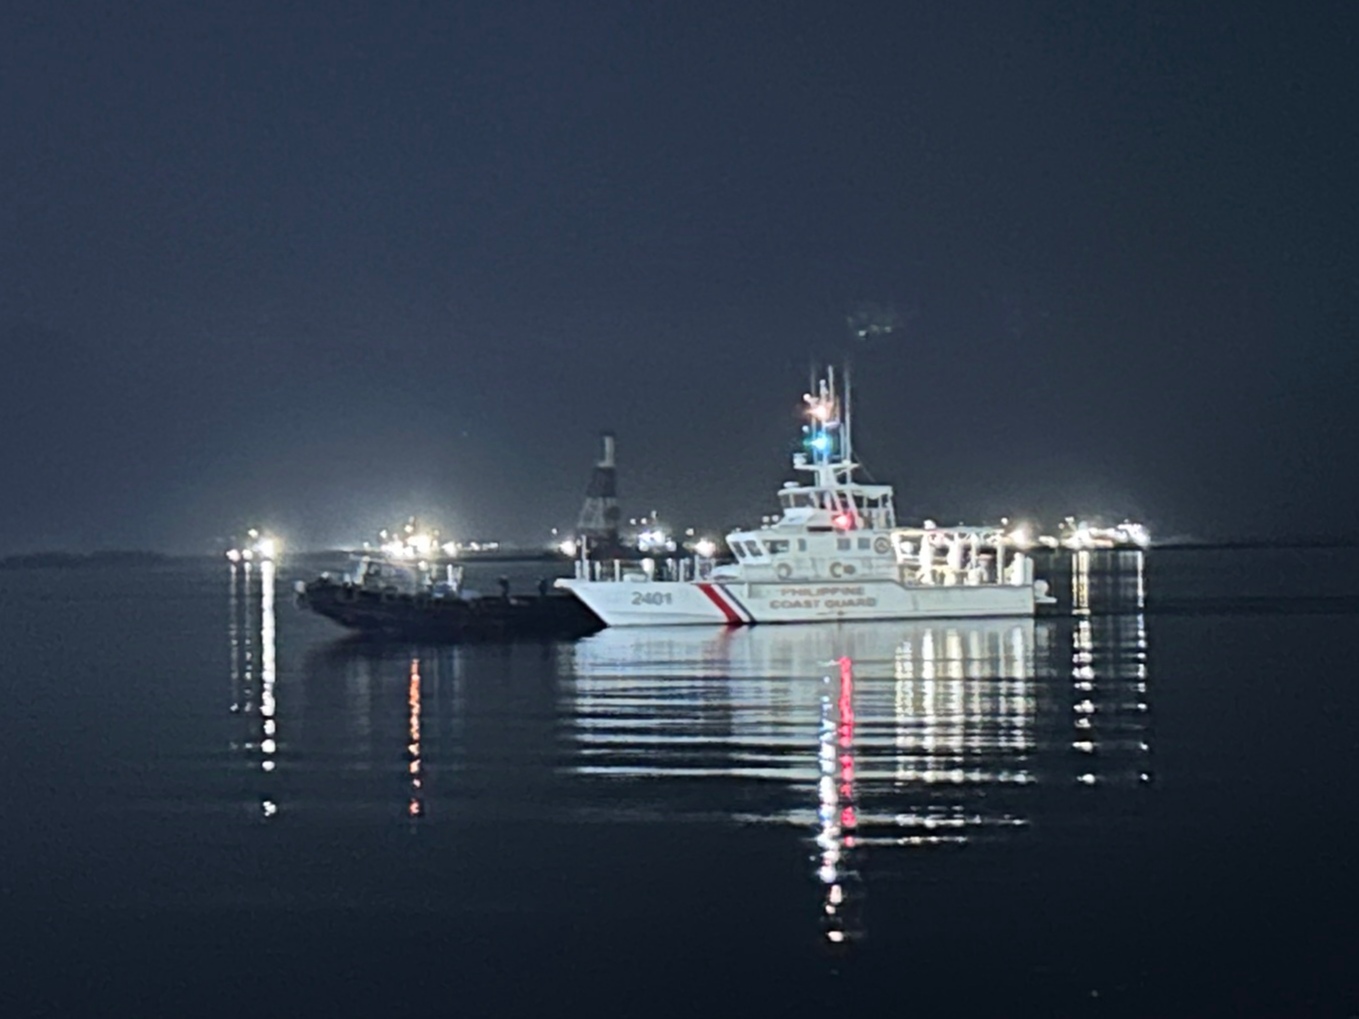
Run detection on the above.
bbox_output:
[2,550,1356,1017]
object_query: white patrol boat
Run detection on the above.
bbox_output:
[557,366,1055,627]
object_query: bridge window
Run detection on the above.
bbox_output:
[764,539,789,555]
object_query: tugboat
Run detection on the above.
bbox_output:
[296,555,603,640]
[556,365,1056,626]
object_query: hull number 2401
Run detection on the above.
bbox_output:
[631,591,674,606]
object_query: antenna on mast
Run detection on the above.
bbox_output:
[843,359,853,465]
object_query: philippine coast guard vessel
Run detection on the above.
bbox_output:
[557,366,1054,626]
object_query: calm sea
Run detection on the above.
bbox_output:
[2,549,1355,1017]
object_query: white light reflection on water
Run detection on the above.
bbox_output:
[566,552,1155,946]
[1069,550,1153,786]
[568,618,1040,797]
[228,557,243,715]
[260,559,277,779]
[1073,549,1092,616]
[230,560,255,720]
[566,619,1046,945]
[227,556,281,814]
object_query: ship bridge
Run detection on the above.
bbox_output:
[772,480,897,532]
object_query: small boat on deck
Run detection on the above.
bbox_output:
[295,556,603,640]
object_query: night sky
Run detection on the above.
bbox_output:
[3,1,1356,553]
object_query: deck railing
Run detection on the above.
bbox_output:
[571,547,1035,588]
[574,557,717,582]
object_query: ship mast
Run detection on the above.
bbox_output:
[800,365,858,487]
[842,360,853,473]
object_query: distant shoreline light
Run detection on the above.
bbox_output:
[226,528,280,563]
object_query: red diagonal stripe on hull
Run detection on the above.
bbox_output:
[696,582,741,624]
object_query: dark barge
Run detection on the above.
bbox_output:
[294,558,603,641]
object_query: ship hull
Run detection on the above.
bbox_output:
[556,577,1037,627]
[300,579,604,640]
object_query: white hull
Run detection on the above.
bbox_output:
[557,576,1037,627]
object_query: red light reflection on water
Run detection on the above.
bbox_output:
[408,658,424,819]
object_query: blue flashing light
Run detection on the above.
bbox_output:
[809,434,831,453]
